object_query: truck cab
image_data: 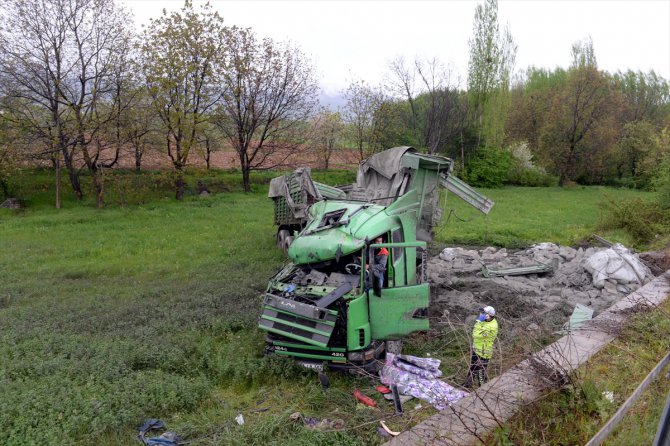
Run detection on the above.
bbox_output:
[259,191,429,370]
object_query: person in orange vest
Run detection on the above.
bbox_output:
[373,236,389,289]
[463,305,498,389]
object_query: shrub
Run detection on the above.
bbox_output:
[465,147,514,188]
[599,194,670,244]
[507,167,556,187]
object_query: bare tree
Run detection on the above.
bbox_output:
[388,56,420,143]
[342,78,383,160]
[140,0,225,199]
[312,110,343,169]
[214,26,319,192]
[0,0,134,208]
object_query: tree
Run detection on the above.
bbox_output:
[0,0,133,207]
[141,0,225,199]
[615,70,670,125]
[342,78,383,160]
[312,110,343,169]
[120,86,162,172]
[196,119,222,170]
[214,26,319,192]
[467,0,517,149]
[387,57,464,154]
[540,39,619,186]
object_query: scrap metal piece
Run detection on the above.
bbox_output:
[568,303,594,331]
[482,258,559,278]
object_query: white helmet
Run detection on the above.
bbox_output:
[482,306,496,317]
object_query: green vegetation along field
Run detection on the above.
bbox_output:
[0,170,659,445]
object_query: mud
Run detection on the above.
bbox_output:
[428,243,658,333]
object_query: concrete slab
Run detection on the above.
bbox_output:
[388,272,670,446]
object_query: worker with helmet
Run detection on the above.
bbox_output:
[463,305,498,389]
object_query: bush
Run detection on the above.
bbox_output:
[599,194,670,244]
[465,148,514,188]
[507,167,556,187]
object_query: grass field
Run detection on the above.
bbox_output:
[0,169,659,445]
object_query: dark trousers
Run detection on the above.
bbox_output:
[466,353,489,388]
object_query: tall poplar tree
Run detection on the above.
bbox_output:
[467,0,517,150]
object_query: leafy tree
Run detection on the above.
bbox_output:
[539,40,620,186]
[615,70,670,125]
[140,0,225,199]
[616,120,659,184]
[213,26,318,192]
[467,0,517,150]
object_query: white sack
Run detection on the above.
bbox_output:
[583,243,651,288]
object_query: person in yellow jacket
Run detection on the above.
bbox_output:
[463,305,498,389]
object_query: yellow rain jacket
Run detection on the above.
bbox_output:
[473,318,498,359]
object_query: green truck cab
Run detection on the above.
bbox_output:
[259,147,493,371]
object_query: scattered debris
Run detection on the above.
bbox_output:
[0,198,22,209]
[603,391,615,403]
[376,385,391,394]
[380,420,401,436]
[380,353,467,410]
[137,419,180,446]
[482,258,558,278]
[289,412,302,421]
[234,414,245,426]
[566,303,594,331]
[353,389,377,407]
[302,417,345,430]
[414,403,423,410]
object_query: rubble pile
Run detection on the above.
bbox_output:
[428,242,655,330]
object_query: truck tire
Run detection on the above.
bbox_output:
[277,230,290,250]
[284,235,294,251]
[385,339,403,355]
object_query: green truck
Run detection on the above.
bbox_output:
[260,147,493,371]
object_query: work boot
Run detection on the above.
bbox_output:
[461,374,473,389]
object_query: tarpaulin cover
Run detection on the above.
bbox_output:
[380,353,467,410]
[353,146,416,205]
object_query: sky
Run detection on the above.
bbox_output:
[121,0,670,96]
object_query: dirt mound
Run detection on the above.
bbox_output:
[639,249,670,275]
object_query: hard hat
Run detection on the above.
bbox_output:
[482,306,495,317]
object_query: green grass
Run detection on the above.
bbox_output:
[436,186,653,249]
[0,170,661,445]
[493,299,670,445]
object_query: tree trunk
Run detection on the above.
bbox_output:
[175,167,185,200]
[205,138,211,170]
[62,149,83,200]
[242,167,251,193]
[55,156,61,209]
[135,147,142,172]
[92,167,105,208]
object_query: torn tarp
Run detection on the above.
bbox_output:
[380,353,467,410]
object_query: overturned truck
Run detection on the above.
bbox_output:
[259,147,494,371]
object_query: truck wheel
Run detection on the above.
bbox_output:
[284,235,294,251]
[277,230,290,250]
[385,339,403,355]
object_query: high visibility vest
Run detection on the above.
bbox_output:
[472,318,498,359]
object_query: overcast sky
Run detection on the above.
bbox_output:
[121,0,670,96]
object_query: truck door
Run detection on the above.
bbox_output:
[367,242,429,340]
